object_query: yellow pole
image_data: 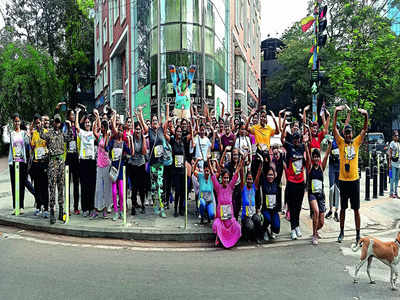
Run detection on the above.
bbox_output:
[15,162,20,216]
[123,165,127,227]
[64,165,70,224]
[185,164,188,229]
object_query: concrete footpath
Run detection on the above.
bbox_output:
[0,156,399,243]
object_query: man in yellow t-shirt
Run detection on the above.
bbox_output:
[333,105,368,244]
[245,108,279,149]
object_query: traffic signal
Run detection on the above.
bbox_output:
[318,6,328,48]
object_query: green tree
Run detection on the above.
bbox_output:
[0,43,63,124]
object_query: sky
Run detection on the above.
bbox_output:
[261,0,310,40]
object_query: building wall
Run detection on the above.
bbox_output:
[388,0,400,35]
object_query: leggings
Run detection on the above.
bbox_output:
[172,172,185,213]
[242,214,263,241]
[150,164,164,209]
[232,185,242,220]
[199,198,215,220]
[286,181,305,230]
[262,210,280,234]
[128,164,146,208]
[31,161,49,211]
[79,159,96,212]
[9,162,27,209]
[66,153,80,210]
[112,179,124,212]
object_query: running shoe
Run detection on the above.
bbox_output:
[73,209,80,215]
[316,231,322,239]
[263,231,270,241]
[20,208,24,215]
[83,211,90,217]
[107,205,112,213]
[102,211,108,219]
[34,209,41,217]
[160,208,167,218]
[90,211,98,220]
[295,226,302,238]
[112,212,118,221]
[290,230,297,240]
[334,212,339,222]
[43,211,49,219]
[153,207,160,215]
[325,210,332,219]
[312,235,318,245]
[337,232,344,243]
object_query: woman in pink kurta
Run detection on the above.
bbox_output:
[210,157,244,248]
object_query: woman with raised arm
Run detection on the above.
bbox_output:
[74,108,97,218]
[305,140,331,245]
[210,156,245,248]
[93,111,112,219]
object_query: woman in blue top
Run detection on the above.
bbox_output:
[240,162,263,243]
[193,158,215,224]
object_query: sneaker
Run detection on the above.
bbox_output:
[160,208,167,218]
[295,226,302,238]
[107,206,112,213]
[290,230,297,240]
[144,199,149,206]
[271,233,279,240]
[316,231,322,239]
[119,212,123,219]
[263,231,270,241]
[20,208,24,215]
[334,212,339,222]
[112,212,118,221]
[153,207,160,215]
[337,232,344,243]
[102,211,108,219]
[83,211,90,217]
[312,235,318,245]
[34,209,41,216]
[90,211,98,220]
[43,211,49,219]
[325,210,332,219]
[73,209,80,215]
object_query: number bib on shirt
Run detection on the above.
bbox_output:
[112,148,122,161]
[68,141,77,153]
[82,146,94,159]
[311,179,323,194]
[332,148,339,156]
[265,194,276,209]
[174,155,184,168]
[35,147,46,160]
[220,205,232,220]
[201,191,212,203]
[13,144,23,160]
[154,145,163,158]
[345,145,356,160]
[246,206,256,217]
[292,159,303,175]
[211,151,220,161]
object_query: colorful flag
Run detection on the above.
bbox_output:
[301,16,315,32]
[309,54,314,67]
[320,6,328,19]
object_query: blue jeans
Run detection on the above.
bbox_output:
[390,165,400,195]
[199,198,215,220]
[328,164,340,209]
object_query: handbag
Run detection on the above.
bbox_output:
[109,147,123,183]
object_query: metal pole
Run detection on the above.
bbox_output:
[373,166,378,199]
[383,154,388,191]
[157,0,161,119]
[123,165,127,227]
[15,162,20,216]
[312,0,319,122]
[184,163,188,229]
[365,167,370,201]
[379,161,384,197]
[65,165,70,224]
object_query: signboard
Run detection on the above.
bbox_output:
[135,85,151,121]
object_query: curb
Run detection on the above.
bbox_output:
[0,215,215,242]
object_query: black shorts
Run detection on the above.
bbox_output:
[308,193,326,213]
[339,180,360,210]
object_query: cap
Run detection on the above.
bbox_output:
[54,114,61,122]
[344,124,352,132]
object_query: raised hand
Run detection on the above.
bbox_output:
[357,108,368,115]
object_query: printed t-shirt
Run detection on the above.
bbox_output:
[284,141,305,183]
[31,129,48,160]
[79,130,96,160]
[336,134,362,181]
[310,131,326,150]
[251,124,275,148]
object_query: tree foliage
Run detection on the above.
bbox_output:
[268,0,400,135]
[0,43,63,124]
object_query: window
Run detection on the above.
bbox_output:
[182,24,200,52]
[205,28,214,55]
[109,2,113,44]
[121,0,126,23]
[104,62,109,87]
[160,24,181,52]
[182,0,201,24]
[240,0,244,27]
[205,1,215,29]
[235,0,239,26]
[113,0,119,23]
[160,0,180,24]
[151,0,158,29]
[103,19,107,45]
[215,13,225,42]
[151,29,158,56]
[215,36,225,69]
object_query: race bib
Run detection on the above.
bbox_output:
[265,194,276,209]
[174,155,184,168]
[83,146,94,159]
[68,141,77,153]
[112,148,123,161]
[345,145,356,160]
[246,205,256,217]
[35,147,46,160]
[220,205,232,220]
[211,151,221,161]
[311,179,323,194]
[292,159,303,175]
[13,144,23,159]
[332,148,340,156]
[154,145,163,158]
[201,191,212,203]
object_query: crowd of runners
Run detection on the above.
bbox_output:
[2,101,375,248]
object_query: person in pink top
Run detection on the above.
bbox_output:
[209,156,245,248]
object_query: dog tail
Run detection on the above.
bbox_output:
[351,238,364,252]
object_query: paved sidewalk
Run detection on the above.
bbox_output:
[0,155,398,242]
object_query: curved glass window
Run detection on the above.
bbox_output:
[151,29,158,56]
[182,24,201,52]
[215,13,225,42]
[205,28,214,55]
[205,1,215,29]
[160,24,181,52]
[151,0,158,29]
[182,0,202,24]
[160,0,180,24]
[205,55,215,82]
[212,0,225,23]
[215,36,225,69]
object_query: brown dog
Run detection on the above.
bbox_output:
[352,232,400,290]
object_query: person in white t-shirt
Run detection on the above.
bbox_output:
[190,123,211,170]
[389,130,400,198]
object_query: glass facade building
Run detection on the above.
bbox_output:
[132,0,229,117]
[388,1,400,35]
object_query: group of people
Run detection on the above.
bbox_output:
[2,100,370,248]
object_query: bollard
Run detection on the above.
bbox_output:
[123,166,127,227]
[379,164,384,196]
[383,160,388,191]
[373,166,378,199]
[184,163,188,230]
[64,165,70,224]
[15,162,20,216]
[365,167,370,201]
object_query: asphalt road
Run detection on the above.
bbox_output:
[0,228,399,300]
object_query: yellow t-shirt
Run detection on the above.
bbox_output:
[337,134,362,181]
[31,129,48,160]
[251,124,275,148]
